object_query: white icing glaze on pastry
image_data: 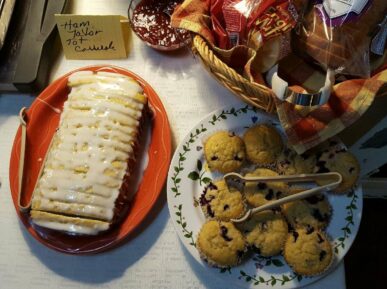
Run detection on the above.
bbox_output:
[30,71,147,235]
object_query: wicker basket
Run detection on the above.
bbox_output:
[192,35,276,113]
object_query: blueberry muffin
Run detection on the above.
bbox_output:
[281,190,332,230]
[244,168,288,208]
[243,124,283,165]
[204,131,246,174]
[199,180,246,221]
[197,220,247,267]
[277,147,316,175]
[284,228,333,276]
[238,211,288,257]
[314,148,360,193]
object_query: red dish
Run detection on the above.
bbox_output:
[128,0,191,51]
[9,65,171,254]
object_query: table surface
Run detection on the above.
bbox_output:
[0,1,346,288]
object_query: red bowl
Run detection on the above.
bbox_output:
[128,0,191,51]
[9,65,171,254]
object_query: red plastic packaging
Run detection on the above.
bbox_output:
[210,0,297,53]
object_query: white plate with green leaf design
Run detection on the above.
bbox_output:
[167,104,362,289]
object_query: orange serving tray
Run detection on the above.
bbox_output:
[9,65,171,254]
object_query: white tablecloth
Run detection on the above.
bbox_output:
[0,1,346,288]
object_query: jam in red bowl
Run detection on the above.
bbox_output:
[128,0,191,51]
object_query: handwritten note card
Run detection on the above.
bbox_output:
[55,15,130,59]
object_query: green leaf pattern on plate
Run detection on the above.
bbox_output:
[334,189,358,253]
[174,204,195,246]
[169,105,361,288]
[188,159,212,186]
[239,270,301,287]
[209,105,256,125]
[171,124,207,197]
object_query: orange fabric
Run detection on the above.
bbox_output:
[277,70,387,153]
[172,0,387,154]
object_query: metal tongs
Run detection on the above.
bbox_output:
[223,172,342,223]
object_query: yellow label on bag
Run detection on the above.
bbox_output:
[55,14,130,59]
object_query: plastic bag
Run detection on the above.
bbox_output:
[293,0,387,78]
[210,0,297,52]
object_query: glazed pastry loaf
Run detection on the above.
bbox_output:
[30,70,147,235]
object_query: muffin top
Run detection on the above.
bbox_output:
[197,220,246,267]
[282,191,332,230]
[204,131,246,174]
[238,211,288,257]
[243,124,283,164]
[244,168,288,208]
[314,148,360,193]
[277,147,316,175]
[199,180,246,221]
[284,228,333,276]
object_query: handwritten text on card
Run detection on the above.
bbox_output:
[55,15,128,59]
